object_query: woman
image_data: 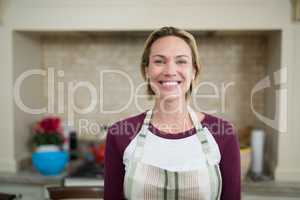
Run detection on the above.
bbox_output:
[104,26,241,200]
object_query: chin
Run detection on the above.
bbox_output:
[155,92,184,102]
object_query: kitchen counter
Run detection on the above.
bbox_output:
[0,167,65,186]
[243,179,300,198]
[0,159,104,200]
[1,165,300,199]
[0,161,71,186]
[0,165,66,200]
[0,159,103,186]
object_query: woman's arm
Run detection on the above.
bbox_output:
[220,128,241,200]
[104,128,125,200]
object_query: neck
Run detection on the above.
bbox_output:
[152,96,190,126]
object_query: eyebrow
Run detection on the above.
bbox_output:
[151,54,190,58]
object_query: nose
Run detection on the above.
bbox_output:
[163,60,177,77]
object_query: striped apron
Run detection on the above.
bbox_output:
[124,107,222,200]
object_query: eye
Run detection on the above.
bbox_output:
[176,60,187,64]
[154,60,164,64]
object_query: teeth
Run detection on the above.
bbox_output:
[161,81,179,86]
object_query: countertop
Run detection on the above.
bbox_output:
[0,167,65,186]
[0,159,103,186]
[2,162,299,198]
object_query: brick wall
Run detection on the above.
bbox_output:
[42,33,267,138]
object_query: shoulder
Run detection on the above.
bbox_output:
[201,112,236,136]
[106,111,147,154]
[107,111,146,137]
[200,112,239,154]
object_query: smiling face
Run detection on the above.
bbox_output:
[145,36,195,101]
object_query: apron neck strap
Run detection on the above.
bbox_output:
[187,106,210,155]
[137,109,153,138]
[143,109,153,129]
[187,105,203,131]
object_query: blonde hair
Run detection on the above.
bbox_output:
[140,26,201,99]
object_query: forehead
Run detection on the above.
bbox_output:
[150,36,192,56]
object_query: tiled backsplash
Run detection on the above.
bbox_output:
[42,33,267,138]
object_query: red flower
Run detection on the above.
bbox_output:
[39,117,61,133]
[31,116,65,147]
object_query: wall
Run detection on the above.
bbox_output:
[275,25,300,181]
[0,27,15,172]
[2,0,291,30]
[12,32,45,168]
[41,33,267,140]
[264,32,281,176]
[0,0,3,24]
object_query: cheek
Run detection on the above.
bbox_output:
[181,67,194,81]
[147,67,161,78]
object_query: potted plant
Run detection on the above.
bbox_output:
[31,116,68,176]
[32,116,65,151]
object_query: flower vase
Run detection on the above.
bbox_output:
[32,145,68,176]
[35,144,60,152]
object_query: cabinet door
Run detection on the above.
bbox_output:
[0,183,45,200]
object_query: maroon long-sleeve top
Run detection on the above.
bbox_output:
[104,111,241,200]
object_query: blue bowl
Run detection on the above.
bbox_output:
[32,151,69,176]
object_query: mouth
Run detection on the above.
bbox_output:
[158,80,182,86]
